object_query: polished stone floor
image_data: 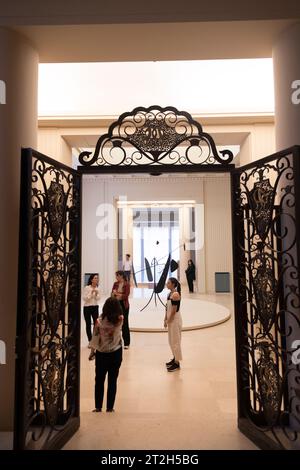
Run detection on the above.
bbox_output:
[0,291,257,450]
[64,292,257,450]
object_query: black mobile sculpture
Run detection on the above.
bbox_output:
[132,241,180,312]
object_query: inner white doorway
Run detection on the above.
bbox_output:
[81,172,232,296]
[132,206,180,284]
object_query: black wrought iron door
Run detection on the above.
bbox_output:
[14,149,81,450]
[232,146,300,450]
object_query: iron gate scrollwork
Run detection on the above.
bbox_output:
[78,105,234,170]
[232,146,300,450]
[14,149,81,450]
[14,108,300,451]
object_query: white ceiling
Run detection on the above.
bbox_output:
[14,20,297,62]
[38,59,274,117]
[2,1,299,25]
[2,1,298,61]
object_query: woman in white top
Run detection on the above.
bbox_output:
[89,297,124,413]
[83,273,100,342]
[164,277,182,372]
[123,253,132,282]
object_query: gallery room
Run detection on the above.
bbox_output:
[0,3,300,456]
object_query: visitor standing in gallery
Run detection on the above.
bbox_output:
[123,253,132,282]
[164,277,182,372]
[185,259,196,293]
[112,271,131,349]
[89,297,123,413]
[83,273,100,343]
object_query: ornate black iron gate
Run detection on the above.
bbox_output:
[13,106,300,451]
[231,146,300,450]
[14,149,81,450]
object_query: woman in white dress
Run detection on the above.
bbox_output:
[164,277,182,372]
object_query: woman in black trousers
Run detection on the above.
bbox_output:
[89,297,123,412]
[185,260,196,293]
[83,273,100,342]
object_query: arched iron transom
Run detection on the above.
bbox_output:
[78,105,234,170]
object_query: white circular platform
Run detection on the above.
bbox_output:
[129,297,231,332]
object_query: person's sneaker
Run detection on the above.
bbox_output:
[106,409,115,412]
[124,346,129,350]
[92,408,101,412]
[166,358,175,367]
[167,362,180,372]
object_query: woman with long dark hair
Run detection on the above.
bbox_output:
[164,277,182,372]
[83,273,100,343]
[111,271,131,349]
[89,297,124,413]
[185,259,196,293]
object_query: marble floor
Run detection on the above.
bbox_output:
[64,292,257,450]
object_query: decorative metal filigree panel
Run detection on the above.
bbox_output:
[78,105,234,168]
[14,149,81,450]
[232,147,300,450]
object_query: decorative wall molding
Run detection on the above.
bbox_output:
[38,112,275,129]
[82,173,230,183]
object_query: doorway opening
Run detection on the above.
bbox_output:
[14,106,300,451]
[131,205,180,285]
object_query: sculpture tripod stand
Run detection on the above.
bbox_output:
[140,257,167,312]
[132,248,179,312]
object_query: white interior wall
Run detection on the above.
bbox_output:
[38,128,72,165]
[82,174,232,295]
[203,175,233,293]
[251,123,276,160]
